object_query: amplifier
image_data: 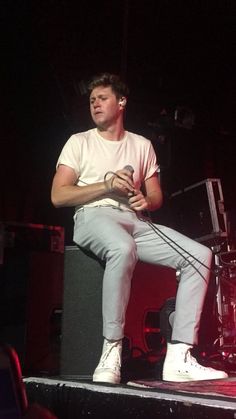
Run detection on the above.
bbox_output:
[0,222,64,265]
[169,178,227,244]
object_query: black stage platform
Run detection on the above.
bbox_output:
[24,376,236,419]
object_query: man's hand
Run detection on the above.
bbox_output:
[109,168,135,196]
[128,190,149,212]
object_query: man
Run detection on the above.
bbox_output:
[51,73,227,384]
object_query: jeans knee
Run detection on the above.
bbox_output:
[111,240,137,265]
[198,244,212,265]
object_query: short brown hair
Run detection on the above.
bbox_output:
[87,73,129,99]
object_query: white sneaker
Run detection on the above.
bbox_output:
[163,343,228,382]
[93,339,122,384]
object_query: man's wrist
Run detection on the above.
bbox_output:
[104,176,115,193]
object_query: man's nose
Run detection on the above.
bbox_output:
[93,99,100,108]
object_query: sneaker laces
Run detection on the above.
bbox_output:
[184,349,211,371]
[99,341,121,370]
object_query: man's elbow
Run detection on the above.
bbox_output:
[146,194,163,211]
[157,194,163,209]
[151,194,163,211]
[51,192,64,208]
[151,200,163,211]
[51,199,62,208]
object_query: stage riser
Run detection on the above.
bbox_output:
[25,379,236,419]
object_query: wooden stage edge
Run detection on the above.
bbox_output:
[24,376,236,419]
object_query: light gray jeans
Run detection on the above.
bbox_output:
[73,206,212,345]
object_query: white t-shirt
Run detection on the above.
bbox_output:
[56,128,159,212]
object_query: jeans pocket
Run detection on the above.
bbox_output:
[75,209,85,225]
[73,210,86,242]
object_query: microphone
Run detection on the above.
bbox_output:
[123,165,135,196]
[123,165,134,178]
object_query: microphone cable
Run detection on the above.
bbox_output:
[78,168,228,282]
[104,170,132,192]
[140,216,211,283]
[79,169,233,278]
[103,170,222,282]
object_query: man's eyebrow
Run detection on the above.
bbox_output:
[90,93,108,101]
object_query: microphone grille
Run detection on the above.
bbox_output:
[124,165,134,173]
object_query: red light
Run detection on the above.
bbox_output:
[144,327,161,333]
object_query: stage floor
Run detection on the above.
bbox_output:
[24,375,236,419]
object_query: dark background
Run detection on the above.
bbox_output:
[2,0,236,244]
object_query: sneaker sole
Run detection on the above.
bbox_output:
[93,372,120,384]
[163,372,228,382]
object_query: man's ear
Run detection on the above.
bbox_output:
[119,97,127,108]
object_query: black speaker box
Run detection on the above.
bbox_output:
[24,251,64,375]
[0,248,30,367]
[60,246,104,379]
[60,246,177,379]
[0,248,64,375]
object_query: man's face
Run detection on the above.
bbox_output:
[89,86,121,129]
